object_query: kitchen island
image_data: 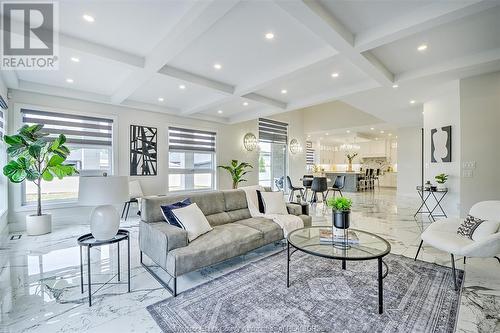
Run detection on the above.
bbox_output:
[324,172,362,192]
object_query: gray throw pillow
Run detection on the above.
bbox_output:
[457,214,484,239]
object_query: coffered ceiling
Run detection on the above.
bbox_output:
[1,0,499,126]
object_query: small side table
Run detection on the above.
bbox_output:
[77,229,131,306]
[414,186,448,222]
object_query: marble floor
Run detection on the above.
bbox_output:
[1,188,499,332]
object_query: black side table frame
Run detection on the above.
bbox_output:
[77,229,131,306]
[414,188,448,222]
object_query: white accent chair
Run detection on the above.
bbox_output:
[414,201,500,290]
[121,180,144,220]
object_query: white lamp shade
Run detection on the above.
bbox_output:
[79,176,130,206]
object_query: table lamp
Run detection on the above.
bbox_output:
[79,175,130,240]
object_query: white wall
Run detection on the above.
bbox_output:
[0,77,8,236]
[396,126,422,197]
[423,81,461,217]
[459,71,500,215]
[6,90,262,231]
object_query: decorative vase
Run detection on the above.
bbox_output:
[347,161,353,172]
[333,210,350,229]
[437,184,447,191]
[26,214,52,236]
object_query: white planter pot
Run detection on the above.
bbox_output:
[437,185,447,191]
[26,214,52,236]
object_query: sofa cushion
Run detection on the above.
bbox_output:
[261,191,288,215]
[206,212,232,227]
[227,208,252,222]
[223,190,248,211]
[172,203,213,242]
[167,224,263,276]
[235,217,283,244]
[160,198,191,228]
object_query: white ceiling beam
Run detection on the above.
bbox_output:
[355,0,499,52]
[184,50,336,115]
[234,46,337,95]
[396,47,500,82]
[229,80,378,124]
[286,80,379,111]
[3,19,145,68]
[277,0,394,87]
[60,34,145,68]
[159,65,235,95]
[243,93,287,109]
[0,70,19,89]
[110,0,240,104]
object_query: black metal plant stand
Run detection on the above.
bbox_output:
[77,229,131,306]
[414,187,448,222]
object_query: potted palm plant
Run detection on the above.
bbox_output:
[435,173,448,191]
[326,196,352,229]
[218,160,253,189]
[3,124,78,235]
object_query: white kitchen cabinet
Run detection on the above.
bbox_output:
[378,172,397,187]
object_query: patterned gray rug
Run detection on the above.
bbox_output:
[147,251,464,333]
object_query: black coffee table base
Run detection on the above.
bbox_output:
[286,242,389,314]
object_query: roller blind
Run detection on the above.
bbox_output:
[259,118,288,143]
[306,141,314,165]
[21,108,113,147]
[168,126,216,152]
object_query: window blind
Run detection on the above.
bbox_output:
[21,108,113,146]
[168,126,216,152]
[306,141,314,165]
[259,118,288,143]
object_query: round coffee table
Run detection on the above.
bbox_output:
[287,226,391,314]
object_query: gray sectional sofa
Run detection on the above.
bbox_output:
[139,189,311,296]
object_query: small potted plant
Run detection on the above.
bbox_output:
[435,173,448,191]
[218,160,253,189]
[3,124,78,235]
[326,196,352,229]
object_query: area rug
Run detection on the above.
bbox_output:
[147,251,464,333]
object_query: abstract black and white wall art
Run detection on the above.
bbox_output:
[130,125,157,176]
[431,125,452,163]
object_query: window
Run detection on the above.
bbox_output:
[0,98,7,214]
[20,108,114,205]
[258,118,288,190]
[168,126,216,192]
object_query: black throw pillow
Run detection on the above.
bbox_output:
[256,190,265,214]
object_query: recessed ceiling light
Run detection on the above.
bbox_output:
[380,130,385,134]
[331,72,339,78]
[242,102,249,106]
[307,135,311,138]
[410,100,416,104]
[66,78,74,83]
[417,44,428,52]
[325,133,329,136]
[213,63,222,70]
[281,89,287,94]
[392,84,398,88]
[82,14,95,23]
[71,57,80,63]
[217,110,223,114]
[388,133,392,136]
[265,32,274,40]
[370,127,375,130]
[375,137,379,140]
[346,130,351,133]
[158,97,164,102]
[179,84,186,90]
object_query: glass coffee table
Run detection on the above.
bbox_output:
[287,226,391,314]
